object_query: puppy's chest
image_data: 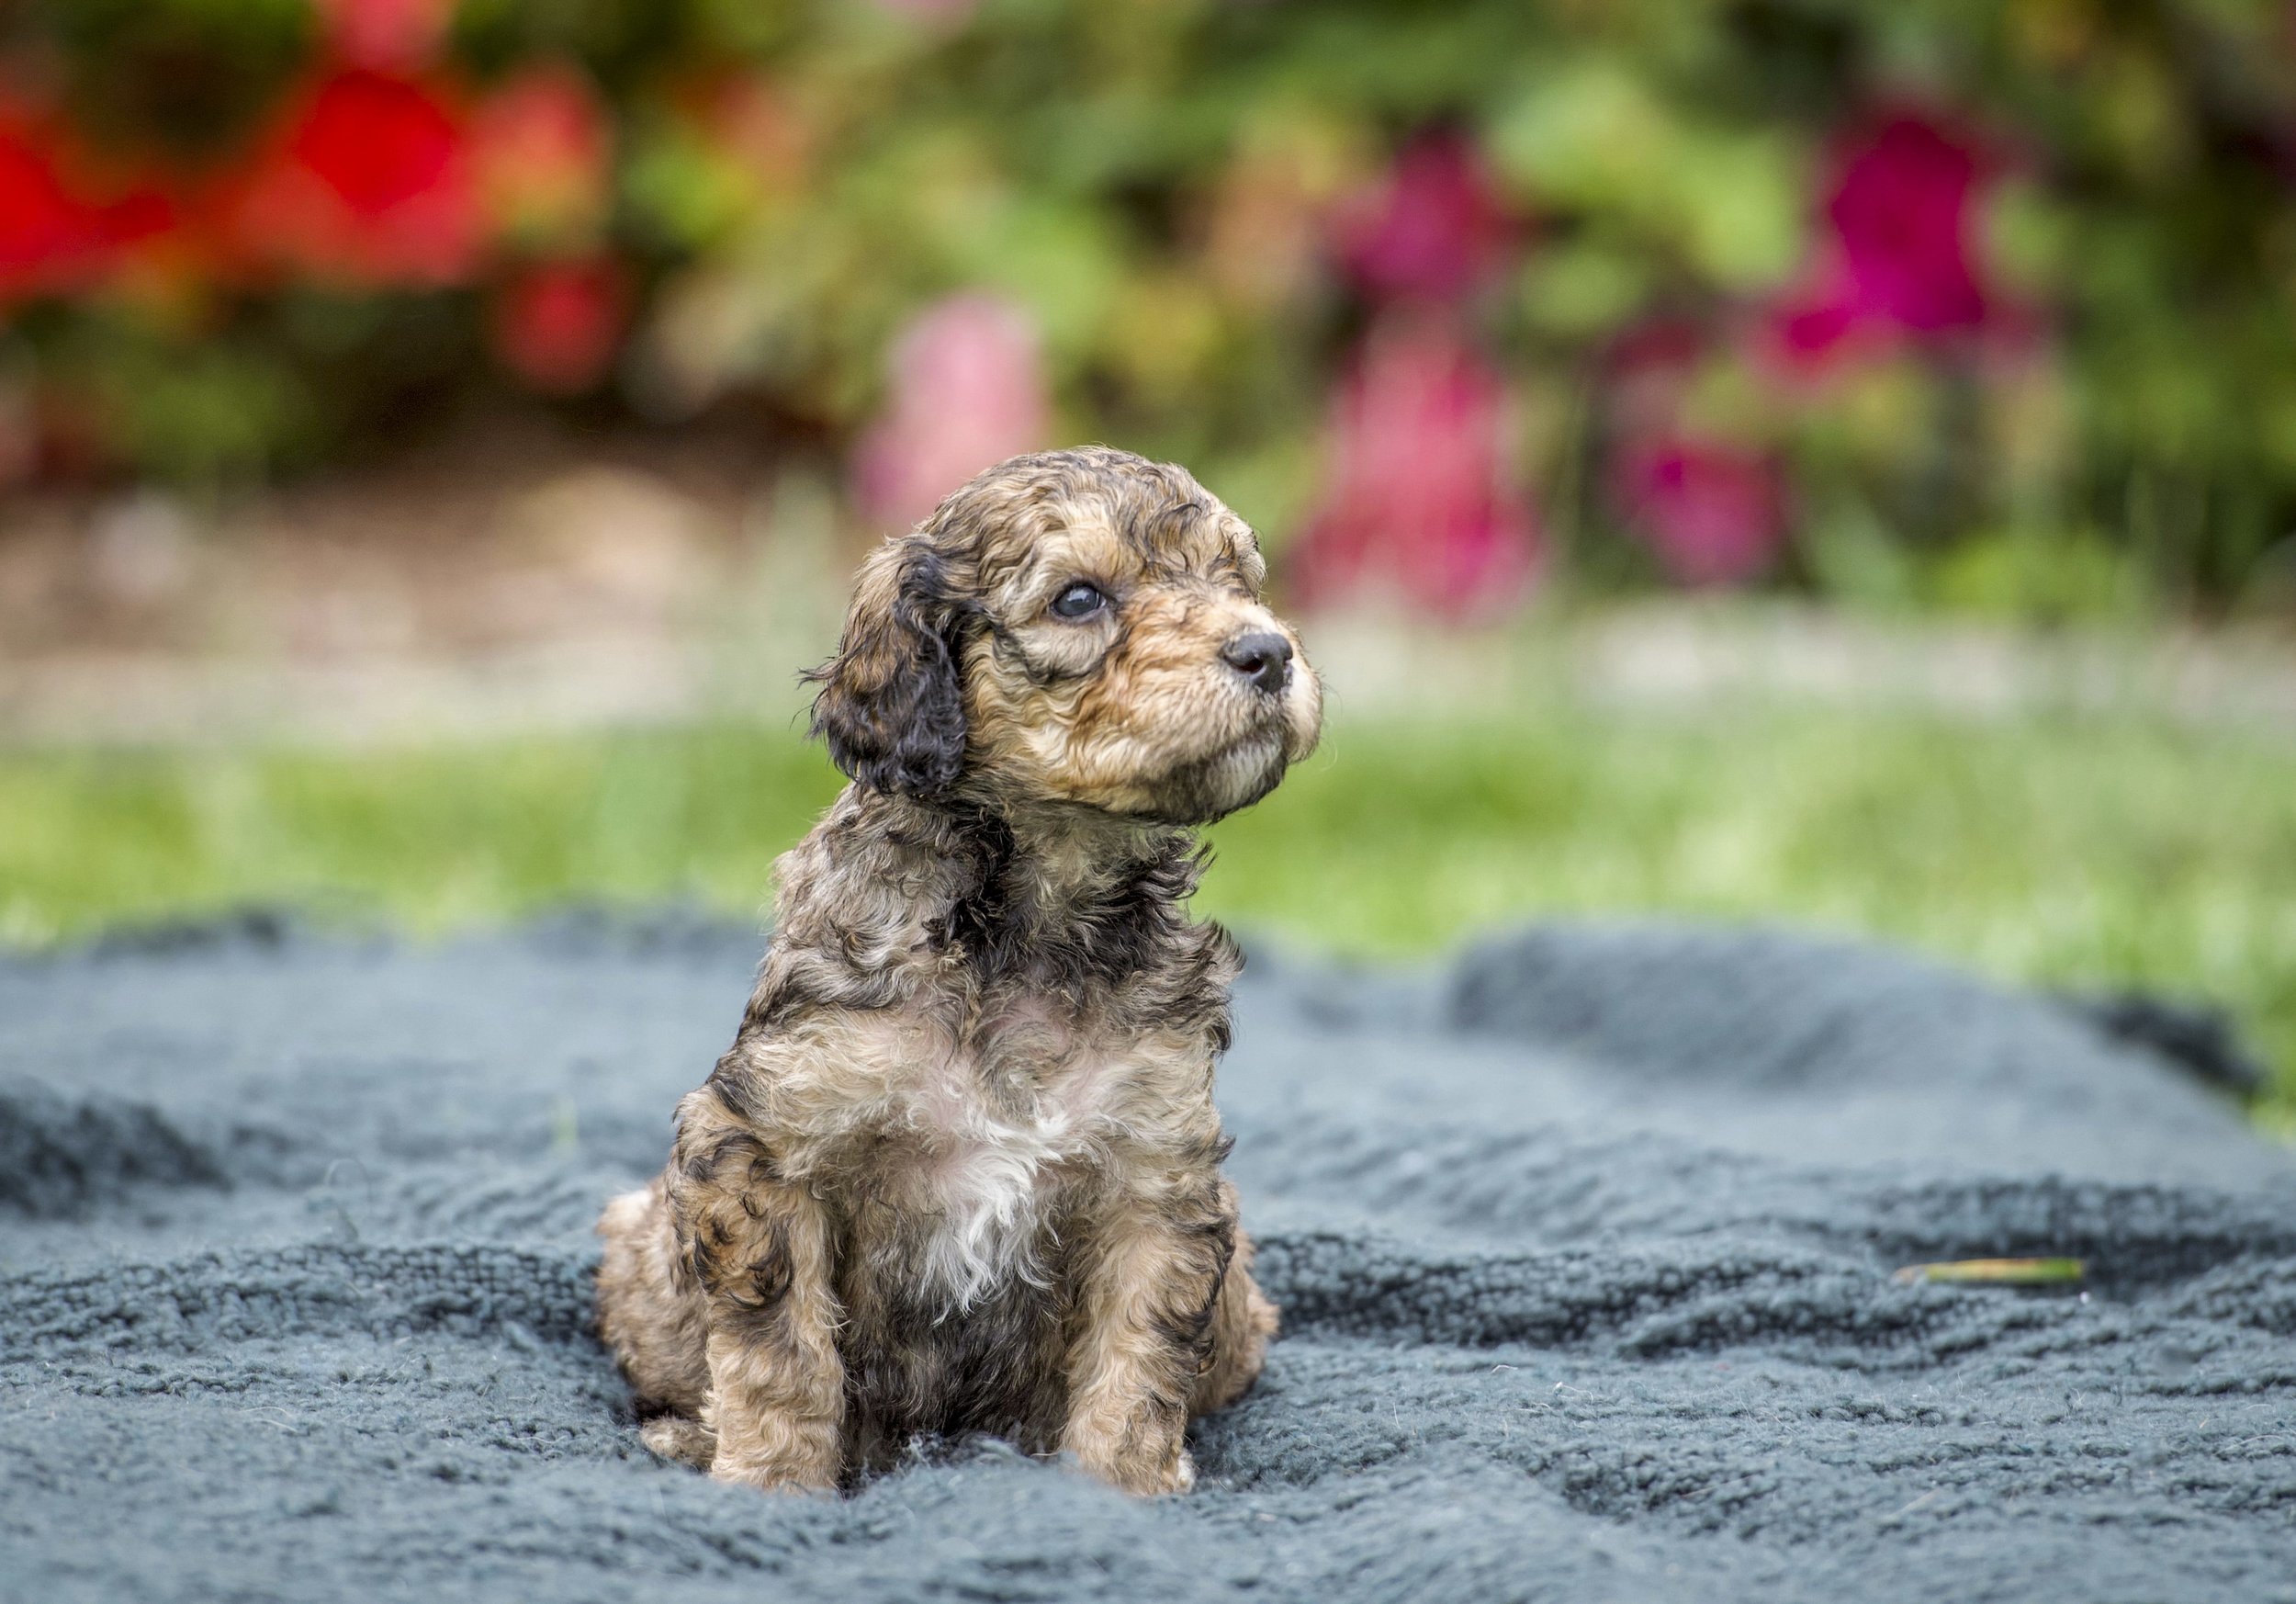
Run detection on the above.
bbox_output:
[862,1007,1145,1307]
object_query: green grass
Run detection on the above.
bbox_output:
[5,703,2293,1118]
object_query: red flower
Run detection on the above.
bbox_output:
[1608,434,1785,587]
[1290,312,1540,617]
[491,255,627,394]
[1768,115,1992,368]
[1332,132,1514,304]
[0,102,174,303]
[470,63,613,248]
[223,69,478,286]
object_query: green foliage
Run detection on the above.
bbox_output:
[1930,526,2153,623]
[36,0,315,153]
[8,0,2296,606]
[1489,56,1806,291]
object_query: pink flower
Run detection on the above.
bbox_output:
[317,0,455,72]
[221,69,479,287]
[851,293,1051,529]
[491,254,627,394]
[1331,132,1513,304]
[1768,115,1991,368]
[1608,434,1785,587]
[1290,313,1540,617]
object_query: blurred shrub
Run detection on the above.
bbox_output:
[3,0,2294,615]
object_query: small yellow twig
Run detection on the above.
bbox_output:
[1890,1257,2087,1286]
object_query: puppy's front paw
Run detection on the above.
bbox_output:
[1072,1441,1196,1497]
[638,1415,716,1469]
[707,1452,838,1495]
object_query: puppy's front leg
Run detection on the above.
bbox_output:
[670,1112,845,1493]
[1063,1180,1236,1495]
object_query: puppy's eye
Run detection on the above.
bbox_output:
[1049,582,1109,621]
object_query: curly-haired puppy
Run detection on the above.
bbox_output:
[595,446,1322,1496]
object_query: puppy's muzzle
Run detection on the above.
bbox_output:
[1220,630,1293,696]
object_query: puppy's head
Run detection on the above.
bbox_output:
[810,446,1321,825]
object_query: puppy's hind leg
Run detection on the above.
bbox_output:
[596,1178,715,1465]
[1189,1219,1277,1417]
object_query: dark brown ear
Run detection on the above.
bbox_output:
[805,537,968,796]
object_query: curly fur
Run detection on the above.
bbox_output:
[596,447,1320,1496]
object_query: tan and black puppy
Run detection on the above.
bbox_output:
[595,446,1321,1496]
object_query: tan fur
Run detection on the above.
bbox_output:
[595,447,1317,1496]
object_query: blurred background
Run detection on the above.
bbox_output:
[2,0,2292,1120]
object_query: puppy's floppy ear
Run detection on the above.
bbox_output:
[806,536,969,796]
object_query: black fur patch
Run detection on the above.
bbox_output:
[1154,1214,1236,1359]
[837,1223,1075,1463]
[806,547,972,797]
[677,1124,779,1188]
[701,1061,773,1127]
[929,814,1226,1010]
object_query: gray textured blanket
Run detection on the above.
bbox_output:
[3,915,2292,1604]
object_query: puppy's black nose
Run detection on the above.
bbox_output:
[1221,630,1292,695]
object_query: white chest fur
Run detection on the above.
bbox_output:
[896,1018,1129,1311]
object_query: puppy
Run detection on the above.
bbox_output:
[595,446,1322,1495]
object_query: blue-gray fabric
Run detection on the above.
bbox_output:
[3,914,2292,1603]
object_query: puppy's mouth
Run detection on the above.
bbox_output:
[1138,728,1290,825]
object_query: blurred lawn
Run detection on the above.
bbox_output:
[4,705,2292,1119]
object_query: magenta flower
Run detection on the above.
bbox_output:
[851,292,1051,530]
[1770,115,1991,367]
[1332,132,1513,304]
[1607,434,1785,587]
[1290,313,1540,617]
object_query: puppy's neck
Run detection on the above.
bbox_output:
[996,798,1182,911]
[871,789,1199,989]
